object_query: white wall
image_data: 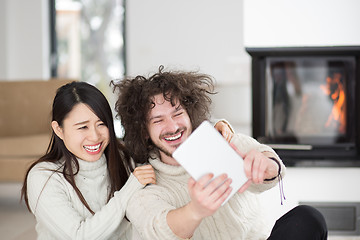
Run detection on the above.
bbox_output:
[244,0,360,47]
[0,0,50,80]
[0,1,7,79]
[126,0,247,80]
[126,0,252,134]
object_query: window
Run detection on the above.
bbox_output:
[50,0,126,136]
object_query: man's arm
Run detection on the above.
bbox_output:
[166,173,232,239]
[126,174,232,240]
[230,133,286,193]
[238,149,279,184]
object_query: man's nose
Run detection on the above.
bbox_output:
[165,118,179,133]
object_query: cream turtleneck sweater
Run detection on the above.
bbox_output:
[126,133,286,240]
[26,154,143,240]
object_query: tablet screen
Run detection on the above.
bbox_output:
[173,121,248,204]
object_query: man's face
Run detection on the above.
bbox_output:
[146,94,192,165]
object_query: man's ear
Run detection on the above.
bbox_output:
[51,121,64,140]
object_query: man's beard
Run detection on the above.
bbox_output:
[153,141,182,158]
[155,145,172,157]
[154,142,182,158]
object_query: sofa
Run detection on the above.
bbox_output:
[0,79,74,182]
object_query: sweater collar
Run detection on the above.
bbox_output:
[77,154,107,173]
[149,157,188,177]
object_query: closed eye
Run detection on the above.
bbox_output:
[98,122,106,127]
[174,111,184,117]
[153,119,163,124]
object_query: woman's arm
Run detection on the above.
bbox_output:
[214,119,234,142]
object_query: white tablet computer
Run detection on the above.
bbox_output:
[172,120,248,204]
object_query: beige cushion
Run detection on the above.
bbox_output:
[0,79,74,137]
[0,134,51,181]
[0,157,36,182]
[0,134,51,157]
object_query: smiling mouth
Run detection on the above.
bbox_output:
[164,132,183,142]
[83,143,102,152]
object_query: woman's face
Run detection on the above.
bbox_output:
[52,103,110,162]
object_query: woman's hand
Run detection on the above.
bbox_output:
[133,164,156,185]
[214,121,234,143]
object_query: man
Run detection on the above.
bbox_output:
[113,66,327,239]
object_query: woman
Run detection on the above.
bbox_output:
[21,81,155,239]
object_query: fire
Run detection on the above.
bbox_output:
[320,73,346,134]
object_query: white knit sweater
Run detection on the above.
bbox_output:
[126,133,286,240]
[26,154,143,240]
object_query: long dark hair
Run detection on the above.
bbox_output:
[112,65,215,164]
[21,81,133,214]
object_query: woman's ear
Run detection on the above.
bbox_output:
[51,121,64,140]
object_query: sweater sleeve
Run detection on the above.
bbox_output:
[230,133,286,193]
[27,164,143,240]
[126,185,182,240]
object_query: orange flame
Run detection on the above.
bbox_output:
[320,73,346,134]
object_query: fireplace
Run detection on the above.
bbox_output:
[246,46,360,167]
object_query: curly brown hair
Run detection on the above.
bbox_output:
[112,66,216,164]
